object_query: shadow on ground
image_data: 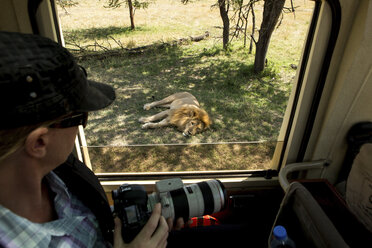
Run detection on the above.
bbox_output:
[72,43,292,172]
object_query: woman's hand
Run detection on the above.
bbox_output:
[166,217,187,231]
[114,203,169,248]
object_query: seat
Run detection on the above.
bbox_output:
[268,181,349,247]
[271,122,372,247]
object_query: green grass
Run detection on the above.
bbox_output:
[78,42,292,145]
[77,42,292,172]
[90,142,276,172]
[58,0,314,172]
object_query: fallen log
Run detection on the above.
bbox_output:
[70,31,210,61]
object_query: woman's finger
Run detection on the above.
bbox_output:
[113,217,125,248]
[136,203,162,239]
[174,217,185,230]
[166,217,173,231]
[152,215,169,244]
[159,229,169,248]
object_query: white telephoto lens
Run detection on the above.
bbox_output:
[206,180,226,212]
[184,183,205,217]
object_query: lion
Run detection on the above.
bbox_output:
[138,92,211,137]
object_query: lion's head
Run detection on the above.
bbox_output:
[170,106,211,137]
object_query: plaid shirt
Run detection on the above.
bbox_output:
[0,172,110,248]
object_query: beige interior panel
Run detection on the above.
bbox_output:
[309,0,372,183]
[0,0,32,33]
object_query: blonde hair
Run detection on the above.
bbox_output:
[0,121,55,163]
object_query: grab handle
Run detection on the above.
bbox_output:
[279,160,328,191]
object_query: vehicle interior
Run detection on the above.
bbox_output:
[1,0,372,247]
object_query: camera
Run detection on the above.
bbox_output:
[112,178,227,243]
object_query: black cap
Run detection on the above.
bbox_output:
[0,31,116,129]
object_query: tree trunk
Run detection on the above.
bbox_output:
[218,0,230,50]
[249,2,256,54]
[254,0,285,72]
[128,0,135,30]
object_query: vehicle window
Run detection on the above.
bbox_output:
[57,0,315,173]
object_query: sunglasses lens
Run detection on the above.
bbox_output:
[82,113,88,127]
[49,112,88,128]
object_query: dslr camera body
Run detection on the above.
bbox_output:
[112,178,227,243]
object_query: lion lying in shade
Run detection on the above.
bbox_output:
[139,92,211,137]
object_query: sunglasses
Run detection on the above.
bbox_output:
[49,112,88,129]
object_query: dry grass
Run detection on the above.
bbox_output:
[59,0,222,48]
[59,0,313,51]
[91,142,274,172]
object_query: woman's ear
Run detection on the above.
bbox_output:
[24,127,49,159]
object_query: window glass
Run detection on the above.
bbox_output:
[58,0,315,173]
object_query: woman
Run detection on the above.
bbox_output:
[0,31,174,248]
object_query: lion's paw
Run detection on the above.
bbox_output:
[138,117,148,123]
[141,123,150,129]
[143,104,152,110]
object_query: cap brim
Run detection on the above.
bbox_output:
[77,80,116,112]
